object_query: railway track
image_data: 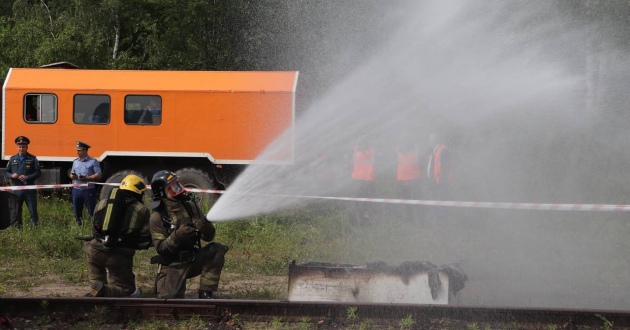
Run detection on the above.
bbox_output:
[3,297,630,329]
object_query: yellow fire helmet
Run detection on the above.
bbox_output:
[120,174,147,195]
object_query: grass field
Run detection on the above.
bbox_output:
[4,189,629,329]
[0,189,386,299]
[1,192,443,329]
[5,187,628,310]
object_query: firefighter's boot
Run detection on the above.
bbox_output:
[198,290,213,299]
[85,281,105,297]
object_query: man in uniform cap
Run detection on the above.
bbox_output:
[69,141,102,226]
[4,136,41,228]
[76,141,90,150]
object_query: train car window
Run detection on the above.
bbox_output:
[24,94,57,123]
[124,95,161,125]
[74,94,110,124]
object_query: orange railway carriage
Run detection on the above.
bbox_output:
[1,68,298,197]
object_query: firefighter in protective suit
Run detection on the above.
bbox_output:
[83,174,151,297]
[149,170,227,299]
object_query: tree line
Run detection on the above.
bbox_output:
[1,1,629,111]
[0,0,409,111]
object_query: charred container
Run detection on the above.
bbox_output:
[288,261,467,305]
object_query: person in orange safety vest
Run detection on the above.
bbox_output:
[352,145,375,182]
[426,133,452,201]
[351,139,375,224]
[396,139,423,222]
[397,140,423,190]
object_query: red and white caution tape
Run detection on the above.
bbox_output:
[186,189,630,212]
[2,183,629,212]
[182,188,224,194]
[96,183,224,192]
[0,183,89,191]
[0,182,221,192]
[275,195,630,212]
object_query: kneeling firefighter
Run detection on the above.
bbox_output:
[82,174,151,297]
[149,170,228,299]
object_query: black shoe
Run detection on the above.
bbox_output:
[76,220,83,226]
[198,290,213,299]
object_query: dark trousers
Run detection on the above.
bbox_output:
[13,190,38,228]
[428,183,449,201]
[397,180,422,222]
[72,187,97,224]
[398,180,422,200]
[351,179,376,225]
[428,182,450,221]
[84,240,136,297]
[156,242,228,298]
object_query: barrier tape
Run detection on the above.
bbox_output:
[274,195,630,212]
[1,182,629,212]
[0,183,89,191]
[0,182,223,192]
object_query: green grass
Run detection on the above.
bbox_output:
[7,191,571,330]
[0,191,386,299]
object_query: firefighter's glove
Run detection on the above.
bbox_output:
[166,224,197,250]
[194,219,216,242]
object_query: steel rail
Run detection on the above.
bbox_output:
[3,297,630,328]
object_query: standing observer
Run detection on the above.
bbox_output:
[351,138,376,224]
[4,136,41,228]
[69,141,102,226]
[427,133,452,200]
[396,139,423,199]
[149,170,228,299]
[83,174,151,297]
[396,137,423,221]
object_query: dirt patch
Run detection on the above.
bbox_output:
[11,283,88,298]
[3,273,288,299]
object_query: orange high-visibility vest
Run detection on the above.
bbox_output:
[396,149,422,181]
[429,144,450,184]
[352,147,374,181]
